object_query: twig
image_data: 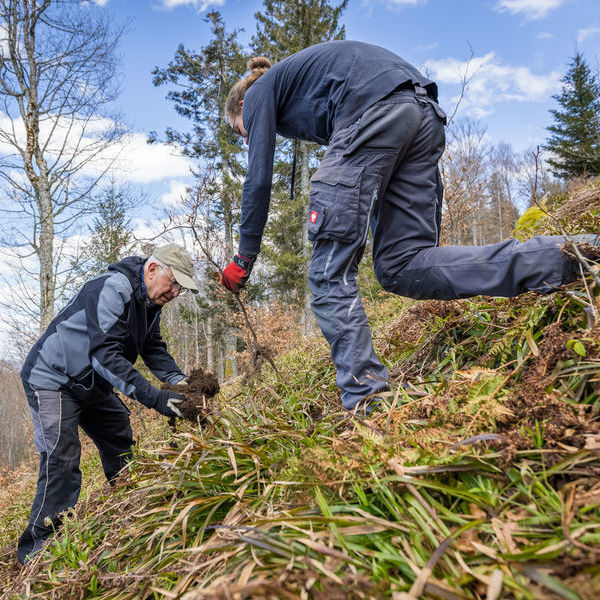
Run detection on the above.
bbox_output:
[188,222,283,381]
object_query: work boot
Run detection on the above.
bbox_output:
[349,396,382,418]
[561,234,600,284]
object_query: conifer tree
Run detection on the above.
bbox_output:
[152,12,247,376]
[251,0,348,322]
[151,11,246,254]
[59,181,136,307]
[84,184,135,277]
[544,52,600,178]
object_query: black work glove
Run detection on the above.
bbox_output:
[221,253,256,293]
[154,390,185,418]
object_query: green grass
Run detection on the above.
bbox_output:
[4,282,600,599]
[3,185,600,599]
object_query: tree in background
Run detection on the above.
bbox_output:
[61,180,138,304]
[0,0,126,335]
[545,52,600,179]
[0,361,29,469]
[518,145,561,207]
[251,0,348,331]
[486,143,519,243]
[152,12,247,377]
[151,11,246,256]
[440,118,490,245]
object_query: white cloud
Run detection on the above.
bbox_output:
[577,25,600,43]
[158,0,225,10]
[495,0,566,20]
[107,133,195,184]
[160,180,191,208]
[537,32,554,39]
[426,52,561,118]
[0,109,195,185]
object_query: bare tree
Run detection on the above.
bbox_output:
[440,117,490,246]
[0,0,127,334]
[487,143,519,242]
[518,145,561,207]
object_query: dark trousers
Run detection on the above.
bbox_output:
[17,382,134,564]
[308,88,568,411]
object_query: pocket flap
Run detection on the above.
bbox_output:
[310,165,363,187]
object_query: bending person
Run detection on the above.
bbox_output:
[220,40,594,414]
[18,244,197,564]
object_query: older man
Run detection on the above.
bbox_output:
[17,243,197,564]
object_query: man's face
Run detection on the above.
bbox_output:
[144,261,179,306]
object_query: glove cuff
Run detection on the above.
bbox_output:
[233,253,255,272]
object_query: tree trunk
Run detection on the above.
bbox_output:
[37,190,55,332]
[204,316,214,373]
[299,142,314,336]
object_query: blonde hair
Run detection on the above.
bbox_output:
[226,56,272,120]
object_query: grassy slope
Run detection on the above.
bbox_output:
[2,182,600,600]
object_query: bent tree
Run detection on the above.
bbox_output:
[0,0,126,334]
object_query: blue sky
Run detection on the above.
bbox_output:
[108,0,599,149]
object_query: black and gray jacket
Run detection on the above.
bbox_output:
[21,256,185,408]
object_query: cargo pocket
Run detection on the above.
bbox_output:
[308,165,364,242]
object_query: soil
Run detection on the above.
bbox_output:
[162,367,220,423]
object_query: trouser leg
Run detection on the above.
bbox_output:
[17,385,82,564]
[376,236,568,299]
[309,238,389,411]
[369,95,571,299]
[79,391,134,483]
[307,115,409,411]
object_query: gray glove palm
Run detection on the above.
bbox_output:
[155,390,185,418]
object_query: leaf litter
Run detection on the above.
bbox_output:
[3,182,600,599]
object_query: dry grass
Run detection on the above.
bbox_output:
[2,183,600,599]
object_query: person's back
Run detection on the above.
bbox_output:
[246,40,436,144]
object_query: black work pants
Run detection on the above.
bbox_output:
[17,382,134,564]
[308,88,568,411]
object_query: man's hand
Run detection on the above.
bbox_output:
[155,390,185,418]
[221,253,256,293]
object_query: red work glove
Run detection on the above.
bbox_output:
[221,253,256,293]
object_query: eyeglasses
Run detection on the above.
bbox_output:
[158,264,189,296]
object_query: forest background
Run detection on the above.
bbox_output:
[0,0,599,469]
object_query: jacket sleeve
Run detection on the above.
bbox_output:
[238,82,277,257]
[141,313,186,384]
[86,273,163,409]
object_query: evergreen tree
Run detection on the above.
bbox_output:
[253,0,348,62]
[251,0,348,318]
[151,11,246,254]
[544,52,600,178]
[85,184,135,276]
[152,13,248,377]
[61,181,136,305]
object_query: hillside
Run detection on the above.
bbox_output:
[2,182,600,599]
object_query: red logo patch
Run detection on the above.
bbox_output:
[309,210,319,223]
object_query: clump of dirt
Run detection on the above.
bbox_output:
[162,367,220,423]
[562,241,600,267]
[382,299,464,353]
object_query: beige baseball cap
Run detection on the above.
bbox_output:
[153,244,199,294]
